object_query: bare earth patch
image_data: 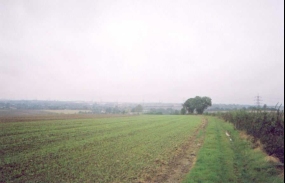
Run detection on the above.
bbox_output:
[138,118,208,183]
[0,110,131,123]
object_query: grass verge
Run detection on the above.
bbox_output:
[182,116,283,183]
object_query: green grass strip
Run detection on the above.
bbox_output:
[183,116,283,183]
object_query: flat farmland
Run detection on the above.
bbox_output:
[0,115,203,182]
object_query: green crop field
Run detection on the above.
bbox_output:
[1,114,283,183]
[0,115,203,182]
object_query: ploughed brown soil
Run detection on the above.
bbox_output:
[0,110,131,123]
[138,118,208,183]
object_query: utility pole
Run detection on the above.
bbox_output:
[254,94,262,108]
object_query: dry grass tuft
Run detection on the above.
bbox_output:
[239,130,284,178]
[265,156,280,163]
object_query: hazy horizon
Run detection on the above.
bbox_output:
[0,98,283,107]
[1,0,284,105]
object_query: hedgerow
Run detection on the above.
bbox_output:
[217,109,284,163]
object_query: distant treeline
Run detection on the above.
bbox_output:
[213,108,284,163]
[206,104,284,112]
[0,100,137,113]
[0,100,92,110]
[145,108,180,115]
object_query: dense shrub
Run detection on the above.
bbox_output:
[217,109,284,163]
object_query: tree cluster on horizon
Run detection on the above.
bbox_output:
[181,96,212,114]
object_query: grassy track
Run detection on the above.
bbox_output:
[183,117,283,183]
[0,115,202,182]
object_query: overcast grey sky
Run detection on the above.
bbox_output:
[0,0,284,105]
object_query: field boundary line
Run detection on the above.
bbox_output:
[138,117,208,183]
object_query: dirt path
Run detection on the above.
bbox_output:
[139,118,208,183]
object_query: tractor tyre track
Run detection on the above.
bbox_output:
[139,118,208,183]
